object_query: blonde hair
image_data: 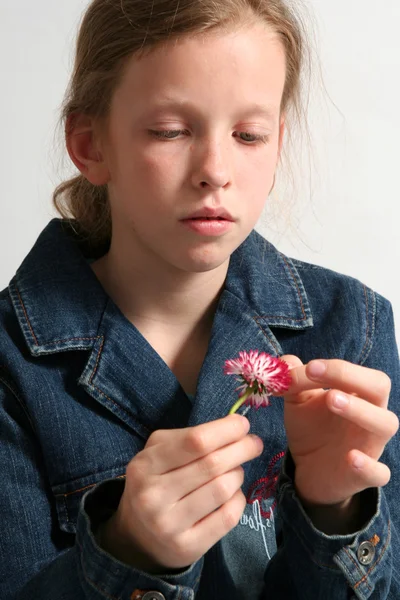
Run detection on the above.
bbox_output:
[54,0,312,248]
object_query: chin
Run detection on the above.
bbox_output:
[176,251,231,274]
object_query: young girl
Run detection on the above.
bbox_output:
[1,1,399,598]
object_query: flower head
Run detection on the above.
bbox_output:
[224,350,292,413]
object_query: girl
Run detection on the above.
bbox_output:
[1,0,399,598]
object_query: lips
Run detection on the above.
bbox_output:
[182,207,234,221]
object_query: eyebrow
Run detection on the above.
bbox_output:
[145,97,278,123]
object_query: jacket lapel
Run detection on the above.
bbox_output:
[10,220,314,439]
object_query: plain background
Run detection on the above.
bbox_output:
[1,0,399,344]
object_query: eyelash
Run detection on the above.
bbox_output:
[149,129,270,145]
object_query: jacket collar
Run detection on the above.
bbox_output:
[9,219,313,433]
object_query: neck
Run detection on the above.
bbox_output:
[91,241,229,332]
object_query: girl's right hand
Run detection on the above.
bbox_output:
[98,414,263,572]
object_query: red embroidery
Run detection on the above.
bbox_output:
[246,451,285,519]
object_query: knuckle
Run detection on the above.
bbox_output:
[186,428,209,455]
[200,451,221,476]
[236,465,245,484]
[136,485,162,514]
[146,429,165,446]
[126,454,148,484]
[387,412,399,437]
[221,506,238,531]
[383,466,392,486]
[377,373,392,397]
[337,360,351,380]
[152,513,175,540]
[212,476,234,505]
[221,491,245,531]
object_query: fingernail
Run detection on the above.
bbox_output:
[307,360,327,379]
[332,393,349,409]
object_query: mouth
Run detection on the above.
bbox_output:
[182,208,235,222]
[189,216,229,220]
[179,214,234,236]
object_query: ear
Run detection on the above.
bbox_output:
[65,113,110,186]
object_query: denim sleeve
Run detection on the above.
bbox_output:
[0,378,202,599]
[263,293,400,599]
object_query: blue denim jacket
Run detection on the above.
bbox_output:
[1,219,399,599]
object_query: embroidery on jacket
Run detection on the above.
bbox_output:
[239,451,285,560]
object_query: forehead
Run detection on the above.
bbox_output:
[113,22,287,119]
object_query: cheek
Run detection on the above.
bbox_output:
[134,147,183,189]
[237,151,275,193]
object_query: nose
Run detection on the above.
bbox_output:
[191,136,232,191]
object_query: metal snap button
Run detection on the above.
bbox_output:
[142,593,166,600]
[131,591,166,600]
[357,541,375,565]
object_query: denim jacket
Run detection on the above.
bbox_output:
[1,219,399,600]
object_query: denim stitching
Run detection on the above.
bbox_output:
[40,336,100,346]
[87,337,130,412]
[353,519,391,590]
[279,254,308,320]
[89,337,105,384]
[55,475,126,499]
[76,537,121,600]
[253,318,280,353]
[15,286,39,345]
[359,286,377,367]
[341,547,371,591]
[258,315,308,322]
[87,337,119,407]
[15,285,102,348]
[91,379,152,438]
[358,285,370,363]
[86,340,152,436]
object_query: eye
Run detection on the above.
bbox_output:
[149,129,189,140]
[148,129,270,144]
[234,132,270,144]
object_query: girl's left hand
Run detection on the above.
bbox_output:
[280,355,399,508]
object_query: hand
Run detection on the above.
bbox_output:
[99,414,263,572]
[280,356,399,509]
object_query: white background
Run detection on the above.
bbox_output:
[1,0,399,343]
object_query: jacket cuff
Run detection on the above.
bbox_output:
[76,479,203,600]
[276,451,392,598]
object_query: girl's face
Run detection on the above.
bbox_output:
[101,21,286,273]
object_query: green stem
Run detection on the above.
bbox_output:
[229,387,253,415]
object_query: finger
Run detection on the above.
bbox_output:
[141,414,250,474]
[185,488,247,555]
[347,449,391,490]
[165,433,263,501]
[281,354,304,369]
[326,390,399,440]
[169,467,245,532]
[286,359,392,406]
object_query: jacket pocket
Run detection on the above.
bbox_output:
[52,467,126,534]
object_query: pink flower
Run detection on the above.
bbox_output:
[224,350,292,414]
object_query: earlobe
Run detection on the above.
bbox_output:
[65,113,110,186]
